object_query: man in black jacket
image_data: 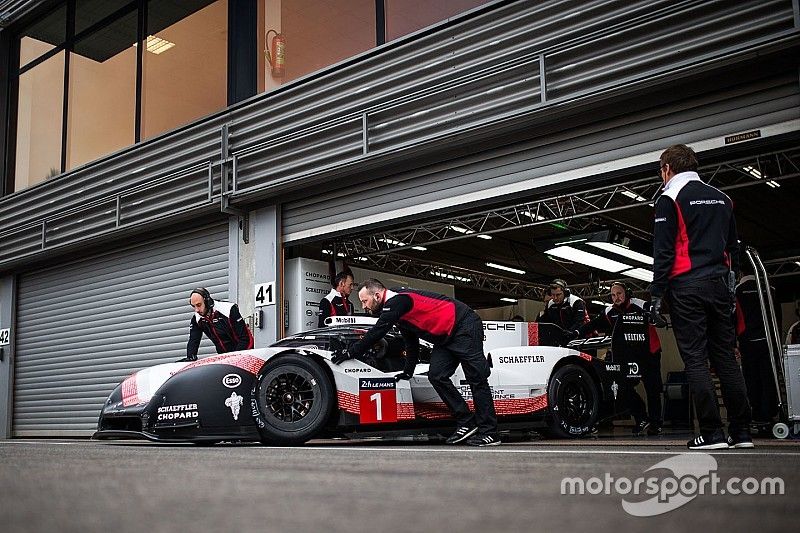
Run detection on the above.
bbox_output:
[536,279,589,344]
[318,271,355,327]
[185,288,254,361]
[650,144,751,450]
[574,282,663,435]
[330,278,500,446]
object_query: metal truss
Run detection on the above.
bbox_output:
[764,256,800,279]
[360,253,652,301]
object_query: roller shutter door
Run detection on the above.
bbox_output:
[12,224,229,436]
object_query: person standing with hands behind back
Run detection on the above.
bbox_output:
[650,144,752,450]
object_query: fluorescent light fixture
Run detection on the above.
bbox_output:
[477,234,492,240]
[500,297,518,303]
[432,271,472,283]
[411,246,428,251]
[591,300,607,306]
[794,261,800,268]
[623,268,654,282]
[134,35,176,54]
[587,242,654,265]
[554,237,588,246]
[743,165,762,179]
[322,249,332,255]
[355,257,368,262]
[621,190,647,202]
[486,262,526,275]
[766,180,780,188]
[521,210,546,221]
[449,225,474,234]
[336,252,345,258]
[545,246,632,273]
[378,237,406,246]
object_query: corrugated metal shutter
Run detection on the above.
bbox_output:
[12,223,229,436]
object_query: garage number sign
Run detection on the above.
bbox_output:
[0,328,9,346]
[254,282,276,307]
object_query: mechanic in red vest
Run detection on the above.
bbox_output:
[572,282,663,436]
[184,287,254,361]
[330,278,500,447]
[317,271,355,327]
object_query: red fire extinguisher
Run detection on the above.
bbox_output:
[265,29,285,78]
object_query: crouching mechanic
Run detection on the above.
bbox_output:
[184,288,254,361]
[330,278,500,447]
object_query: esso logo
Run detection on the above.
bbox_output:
[222,374,242,389]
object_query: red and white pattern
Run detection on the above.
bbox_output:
[336,390,415,420]
[121,373,140,407]
[181,353,265,375]
[414,395,548,419]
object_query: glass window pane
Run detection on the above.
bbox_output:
[142,0,228,140]
[385,0,491,42]
[15,51,65,192]
[19,4,67,66]
[76,0,136,37]
[67,11,137,170]
[259,0,376,92]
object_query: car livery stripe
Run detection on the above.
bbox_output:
[121,373,140,407]
[578,353,592,361]
[180,353,265,375]
[336,390,415,420]
[527,322,539,346]
[415,396,549,419]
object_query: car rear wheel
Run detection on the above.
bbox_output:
[546,364,599,438]
[251,354,334,445]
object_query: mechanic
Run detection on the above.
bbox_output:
[318,270,356,327]
[535,279,590,344]
[735,273,782,426]
[571,282,663,436]
[184,287,254,361]
[650,143,752,450]
[330,278,500,447]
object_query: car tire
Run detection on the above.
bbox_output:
[545,364,599,438]
[251,354,334,445]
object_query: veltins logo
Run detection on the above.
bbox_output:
[561,452,784,517]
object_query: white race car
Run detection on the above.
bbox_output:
[94,317,627,444]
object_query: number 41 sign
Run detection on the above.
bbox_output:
[254,282,275,307]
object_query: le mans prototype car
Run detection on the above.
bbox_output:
[94,317,633,445]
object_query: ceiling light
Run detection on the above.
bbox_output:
[587,242,654,265]
[411,246,427,251]
[134,35,176,54]
[545,246,632,273]
[355,257,368,262]
[521,210,546,221]
[486,262,526,275]
[477,235,492,240]
[621,190,647,202]
[743,165,762,179]
[623,268,654,282]
[322,249,332,255]
[378,237,406,246]
[766,180,780,188]
[555,237,588,246]
[500,297,518,303]
[794,261,800,268]
[432,271,472,283]
[591,300,607,306]
[448,225,474,234]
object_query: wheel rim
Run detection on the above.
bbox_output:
[262,369,317,423]
[558,373,593,426]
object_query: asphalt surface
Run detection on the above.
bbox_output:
[1,435,798,533]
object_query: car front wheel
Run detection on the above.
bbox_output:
[546,364,599,438]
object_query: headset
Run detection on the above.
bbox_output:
[610,281,628,299]
[550,278,571,297]
[191,287,214,311]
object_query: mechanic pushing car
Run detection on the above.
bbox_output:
[330,278,500,447]
[184,287,254,361]
[570,281,663,436]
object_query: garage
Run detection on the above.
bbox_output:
[12,223,230,436]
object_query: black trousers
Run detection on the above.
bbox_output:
[740,338,779,422]
[428,314,498,436]
[617,353,662,426]
[667,277,751,434]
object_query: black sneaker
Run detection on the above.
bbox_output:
[466,434,501,447]
[632,420,650,436]
[727,432,755,449]
[647,425,663,436]
[687,430,728,450]
[445,425,477,444]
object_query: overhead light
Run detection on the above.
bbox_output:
[794,261,800,268]
[336,253,346,258]
[133,35,176,54]
[521,210,546,221]
[411,246,427,251]
[623,268,654,282]
[555,237,588,246]
[378,237,406,246]
[587,242,654,265]
[621,190,647,202]
[743,165,762,179]
[477,235,492,240]
[448,225,474,234]
[500,297,518,303]
[432,270,472,283]
[545,246,632,273]
[355,257,368,262]
[766,180,780,188]
[486,262,526,275]
[591,300,607,306]
[322,249,332,255]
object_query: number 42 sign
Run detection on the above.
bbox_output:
[254,282,275,308]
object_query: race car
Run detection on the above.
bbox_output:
[93,317,631,445]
